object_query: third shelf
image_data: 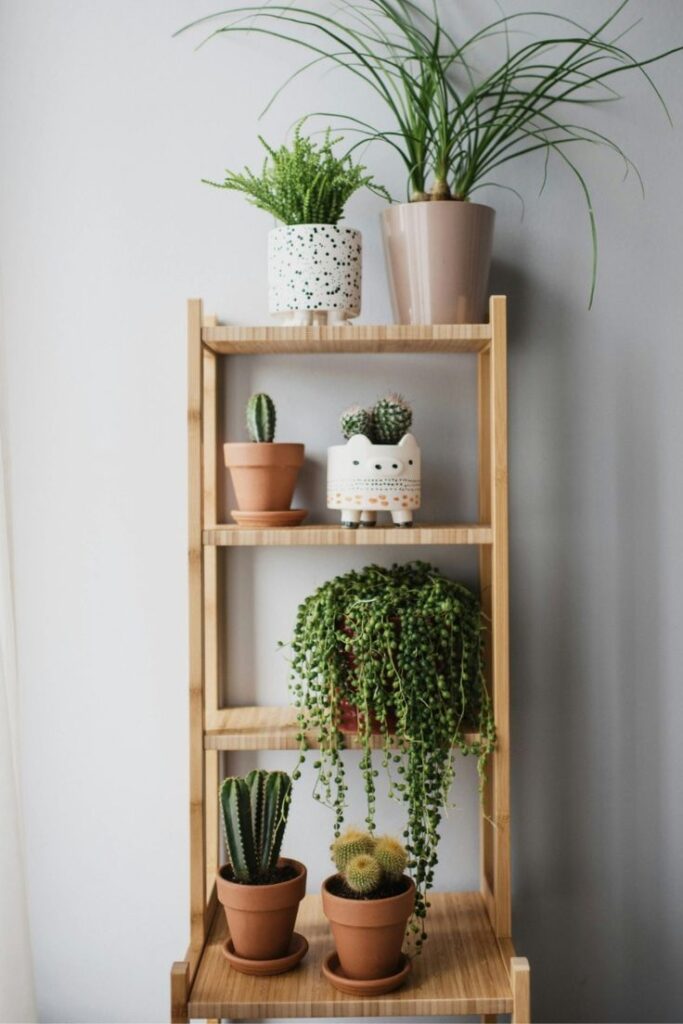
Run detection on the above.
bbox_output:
[203,523,492,547]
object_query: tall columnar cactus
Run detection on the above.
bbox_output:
[340,404,373,441]
[246,392,276,443]
[220,769,292,883]
[372,393,412,444]
[331,827,375,871]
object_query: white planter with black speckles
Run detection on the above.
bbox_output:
[268,224,362,325]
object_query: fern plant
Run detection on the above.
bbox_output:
[204,123,389,225]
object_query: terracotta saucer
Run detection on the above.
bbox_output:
[322,951,412,996]
[230,509,308,527]
[221,932,309,976]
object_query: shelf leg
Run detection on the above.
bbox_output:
[511,956,531,1023]
[170,961,189,1024]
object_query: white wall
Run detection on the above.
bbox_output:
[1,2,682,1021]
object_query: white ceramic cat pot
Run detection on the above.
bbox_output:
[327,433,421,528]
[268,224,362,325]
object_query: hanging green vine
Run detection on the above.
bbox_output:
[286,561,495,946]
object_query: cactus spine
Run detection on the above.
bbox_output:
[220,769,292,883]
[345,853,382,894]
[374,835,409,881]
[373,392,412,444]
[246,393,276,443]
[330,829,408,896]
[340,404,373,441]
[331,827,375,871]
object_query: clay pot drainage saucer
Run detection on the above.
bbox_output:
[322,951,412,996]
[230,509,307,528]
[221,932,309,976]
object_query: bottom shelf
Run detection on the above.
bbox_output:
[188,891,515,1019]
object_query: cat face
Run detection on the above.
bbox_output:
[339,433,420,480]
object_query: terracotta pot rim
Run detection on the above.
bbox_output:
[223,442,304,469]
[321,873,415,923]
[217,858,307,912]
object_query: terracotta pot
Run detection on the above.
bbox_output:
[381,200,495,324]
[338,699,397,736]
[217,858,307,961]
[223,442,304,512]
[321,874,415,980]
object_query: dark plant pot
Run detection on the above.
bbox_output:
[338,699,397,735]
[216,858,307,962]
[321,874,415,980]
[381,200,495,324]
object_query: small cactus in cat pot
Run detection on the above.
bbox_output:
[216,769,308,973]
[328,393,421,528]
[321,829,415,991]
[223,393,306,526]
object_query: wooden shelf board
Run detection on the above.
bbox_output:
[188,891,513,1019]
[202,323,491,355]
[203,523,493,547]
[204,706,480,751]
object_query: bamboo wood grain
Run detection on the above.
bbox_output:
[202,322,491,355]
[187,298,207,964]
[170,961,189,1024]
[478,343,495,916]
[203,523,492,547]
[511,958,531,1024]
[188,892,513,1019]
[203,705,481,751]
[489,296,512,938]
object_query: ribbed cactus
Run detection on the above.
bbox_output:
[220,769,292,883]
[246,393,276,443]
[345,853,382,894]
[331,827,375,871]
[340,404,373,441]
[374,836,409,881]
[372,393,412,444]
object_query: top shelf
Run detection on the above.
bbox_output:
[202,322,492,355]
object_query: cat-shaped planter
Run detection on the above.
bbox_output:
[327,433,421,527]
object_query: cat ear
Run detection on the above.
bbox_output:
[346,433,372,451]
[398,433,417,450]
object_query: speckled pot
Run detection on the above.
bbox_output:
[268,224,361,324]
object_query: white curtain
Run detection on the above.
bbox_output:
[0,432,36,1023]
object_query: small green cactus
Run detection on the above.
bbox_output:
[246,393,276,443]
[374,835,409,881]
[373,393,412,444]
[219,769,292,884]
[345,853,382,894]
[340,404,373,441]
[331,827,375,871]
[331,829,408,896]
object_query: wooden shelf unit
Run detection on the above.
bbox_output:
[171,297,531,1023]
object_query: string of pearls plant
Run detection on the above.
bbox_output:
[286,561,496,946]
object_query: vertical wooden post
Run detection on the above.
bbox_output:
[202,337,220,896]
[170,961,189,1024]
[511,957,531,1023]
[478,338,494,917]
[187,298,207,959]
[490,295,511,937]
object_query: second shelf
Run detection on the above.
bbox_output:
[204,523,492,547]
